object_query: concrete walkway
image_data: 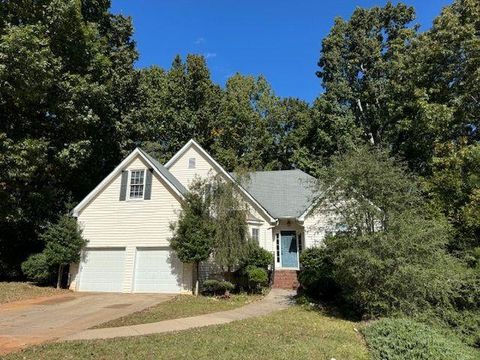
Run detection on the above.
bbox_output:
[62,289,295,341]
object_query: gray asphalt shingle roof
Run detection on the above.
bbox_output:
[233,169,318,219]
[141,147,316,218]
[138,148,188,196]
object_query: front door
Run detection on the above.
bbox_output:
[280,231,298,268]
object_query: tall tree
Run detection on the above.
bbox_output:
[121,55,222,162]
[0,0,137,278]
[316,2,418,148]
[412,0,480,254]
[265,98,312,170]
[212,74,275,170]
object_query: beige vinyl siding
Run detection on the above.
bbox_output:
[303,210,337,248]
[168,144,274,252]
[75,155,191,293]
[168,146,216,189]
[247,203,274,253]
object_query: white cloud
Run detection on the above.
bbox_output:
[204,52,217,59]
[194,37,205,45]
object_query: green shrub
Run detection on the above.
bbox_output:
[298,247,337,298]
[241,242,273,269]
[245,265,268,292]
[202,279,234,296]
[362,318,479,360]
[21,253,50,283]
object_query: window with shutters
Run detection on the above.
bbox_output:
[128,169,145,199]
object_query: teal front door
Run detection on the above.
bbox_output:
[280,231,298,268]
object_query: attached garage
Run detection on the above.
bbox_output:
[78,248,126,292]
[133,247,183,293]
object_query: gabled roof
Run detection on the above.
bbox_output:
[72,148,186,217]
[137,148,187,195]
[233,169,317,219]
[165,139,277,224]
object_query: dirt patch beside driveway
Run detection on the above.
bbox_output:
[0,292,173,355]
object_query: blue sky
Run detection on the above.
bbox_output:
[111,0,452,103]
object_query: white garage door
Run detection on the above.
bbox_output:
[134,248,183,293]
[79,248,125,292]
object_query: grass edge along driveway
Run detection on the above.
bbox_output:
[0,282,70,304]
[6,306,368,360]
[94,293,263,328]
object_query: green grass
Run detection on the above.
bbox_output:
[0,282,69,304]
[6,306,369,360]
[362,318,479,360]
[94,294,262,328]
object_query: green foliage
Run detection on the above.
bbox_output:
[312,145,480,344]
[240,242,273,270]
[41,215,87,267]
[316,144,421,235]
[202,279,234,296]
[210,178,250,271]
[244,266,268,293]
[121,55,222,162]
[362,318,479,360]
[315,0,480,259]
[0,0,137,278]
[323,212,457,318]
[212,74,276,170]
[427,141,480,254]
[298,247,336,298]
[169,178,215,265]
[317,2,417,147]
[21,253,50,283]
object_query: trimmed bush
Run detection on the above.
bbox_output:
[245,266,268,292]
[362,318,478,360]
[241,242,273,270]
[21,253,50,283]
[202,279,234,296]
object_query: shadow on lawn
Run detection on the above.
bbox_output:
[293,290,363,322]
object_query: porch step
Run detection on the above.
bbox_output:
[272,270,299,290]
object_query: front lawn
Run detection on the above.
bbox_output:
[0,282,69,304]
[94,293,262,328]
[6,306,369,360]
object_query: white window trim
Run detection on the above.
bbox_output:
[251,228,260,243]
[127,169,146,201]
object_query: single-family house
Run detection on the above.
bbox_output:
[68,139,328,293]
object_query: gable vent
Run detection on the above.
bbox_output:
[188,157,196,169]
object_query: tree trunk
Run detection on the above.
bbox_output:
[194,262,200,296]
[56,264,63,289]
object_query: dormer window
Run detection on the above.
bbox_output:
[188,157,196,169]
[129,169,145,199]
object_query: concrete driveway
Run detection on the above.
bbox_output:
[0,292,173,355]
